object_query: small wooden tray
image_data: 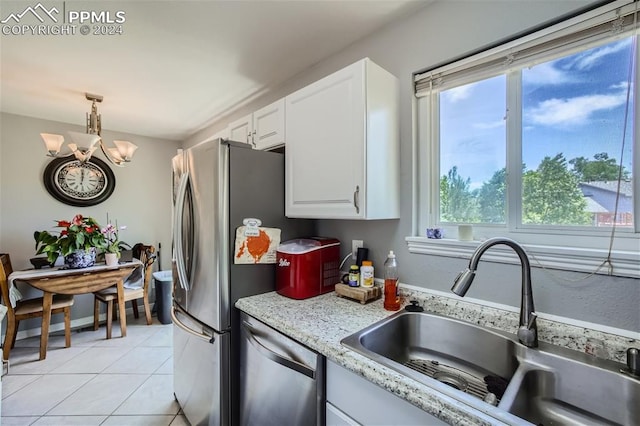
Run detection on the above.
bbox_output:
[335,283,381,304]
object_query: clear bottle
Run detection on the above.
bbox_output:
[383,251,400,311]
[360,260,374,288]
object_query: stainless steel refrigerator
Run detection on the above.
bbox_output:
[171,139,314,426]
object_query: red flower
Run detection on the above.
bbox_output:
[35,214,109,264]
[72,214,84,226]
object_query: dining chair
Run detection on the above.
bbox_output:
[0,253,74,360]
[93,244,156,339]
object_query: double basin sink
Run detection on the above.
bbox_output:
[341,310,638,425]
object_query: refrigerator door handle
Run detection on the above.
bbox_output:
[174,172,190,291]
[171,307,215,344]
[241,321,315,379]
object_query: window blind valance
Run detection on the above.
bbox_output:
[415,0,639,96]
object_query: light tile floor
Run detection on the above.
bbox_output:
[1,316,189,426]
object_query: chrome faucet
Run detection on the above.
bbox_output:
[451,237,538,348]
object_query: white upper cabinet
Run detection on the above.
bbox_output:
[285,58,399,219]
[227,99,285,150]
[252,98,285,150]
[228,114,253,144]
[212,127,229,141]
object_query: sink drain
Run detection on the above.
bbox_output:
[433,371,469,391]
[404,358,499,403]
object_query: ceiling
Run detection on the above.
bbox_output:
[0,1,430,141]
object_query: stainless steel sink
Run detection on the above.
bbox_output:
[341,311,639,425]
[499,344,640,425]
[343,310,521,403]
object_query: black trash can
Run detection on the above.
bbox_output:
[153,270,173,324]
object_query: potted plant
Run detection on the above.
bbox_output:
[34,214,107,268]
[101,222,130,266]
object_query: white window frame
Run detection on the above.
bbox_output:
[408,1,640,278]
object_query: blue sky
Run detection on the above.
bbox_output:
[439,37,635,190]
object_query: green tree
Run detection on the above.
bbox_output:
[523,154,591,225]
[478,168,506,223]
[440,166,478,222]
[569,152,629,181]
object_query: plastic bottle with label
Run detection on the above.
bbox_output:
[383,251,401,311]
[348,265,360,287]
[360,261,374,288]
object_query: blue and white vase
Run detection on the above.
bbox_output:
[64,248,97,269]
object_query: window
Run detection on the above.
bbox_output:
[520,40,634,228]
[411,1,639,278]
[439,76,506,224]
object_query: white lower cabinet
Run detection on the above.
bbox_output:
[326,402,360,426]
[326,360,447,426]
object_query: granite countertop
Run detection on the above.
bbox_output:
[235,288,636,426]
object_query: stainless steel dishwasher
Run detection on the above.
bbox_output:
[239,312,325,426]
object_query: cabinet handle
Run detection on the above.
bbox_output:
[353,185,360,214]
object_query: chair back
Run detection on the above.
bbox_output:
[0,253,15,315]
[132,244,156,294]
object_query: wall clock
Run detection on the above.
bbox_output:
[43,156,116,206]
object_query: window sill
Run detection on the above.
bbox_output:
[405,236,640,278]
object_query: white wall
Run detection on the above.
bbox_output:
[0,112,180,324]
[185,0,640,333]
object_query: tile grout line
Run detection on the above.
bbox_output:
[2,321,178,425]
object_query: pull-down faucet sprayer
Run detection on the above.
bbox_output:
[451,237,538,348]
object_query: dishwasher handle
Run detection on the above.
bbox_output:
[242,321,315,379]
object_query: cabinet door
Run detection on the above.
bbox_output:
[228,114,253,144]
[285,61,365,219]
[253,98,285,150]
[211,128,229,141]
[326,402,360,426]
[326,360,447,425]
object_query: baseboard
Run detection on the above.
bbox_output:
[12,303,157,341]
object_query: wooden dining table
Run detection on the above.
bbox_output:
[8,260,141,360]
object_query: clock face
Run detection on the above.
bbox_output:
[43,156,116,206]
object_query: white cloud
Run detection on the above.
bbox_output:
[569,39,631,71]
[610,81,634,92]
[526,92,627,126]
[524,62,572,85]
[442,85,472,103]
[473,120,504,130]
[524,39,631,87]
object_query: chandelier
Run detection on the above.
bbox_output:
[41,93,138,167]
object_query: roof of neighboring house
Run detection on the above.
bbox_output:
[579,181,633,197]
[583,197,609,213]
